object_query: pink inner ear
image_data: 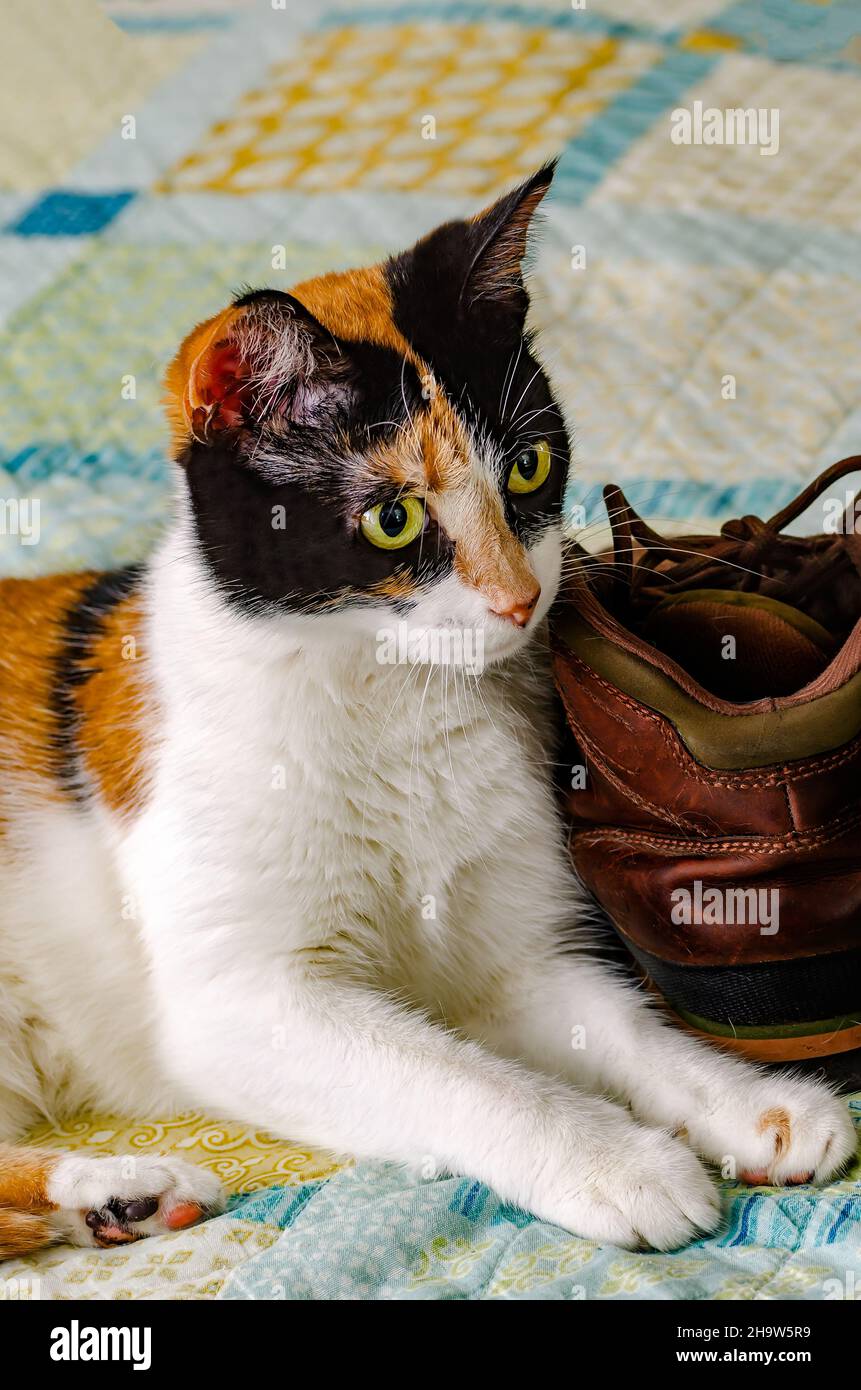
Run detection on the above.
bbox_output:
[190,338,251,433]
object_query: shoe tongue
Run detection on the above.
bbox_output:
[641,589,838,701]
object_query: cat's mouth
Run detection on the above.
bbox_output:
[483,618,538,663]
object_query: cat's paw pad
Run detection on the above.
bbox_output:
[689,1079,856,1187]
[551,1126,721,1251]
[47,1154,225,1248]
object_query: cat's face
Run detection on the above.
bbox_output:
[165,165,569,667]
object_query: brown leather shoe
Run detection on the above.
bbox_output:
[551,456,861,1063]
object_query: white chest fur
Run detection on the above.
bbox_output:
[122,533,568,1025]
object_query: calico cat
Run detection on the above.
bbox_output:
[0,165,854,1258]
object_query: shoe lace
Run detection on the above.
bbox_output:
[602,455,861,633]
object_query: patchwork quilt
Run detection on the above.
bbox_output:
[1,0,860,1299]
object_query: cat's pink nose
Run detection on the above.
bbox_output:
[491,584,541,628]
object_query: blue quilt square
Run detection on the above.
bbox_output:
[8,190,136,237]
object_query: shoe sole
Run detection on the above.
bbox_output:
[666,1002,861,1061]
[617,935,861,1062]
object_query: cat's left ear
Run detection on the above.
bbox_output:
[460,161,556,312]
[164,291,354,454]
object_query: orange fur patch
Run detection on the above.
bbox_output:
[72,594,151,818]
[0,576,151,827]
[367,571,419,602]
[366,390,471,496]
[291,264,412,357]
[757,1106,792,1159]
[0,1144,59,1212]
[0,574,92,819]
[0,1145,61,1257]
[0,1210,56,1258]
[451,484,539,610]
[292,266,477,493]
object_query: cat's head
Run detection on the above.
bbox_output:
[164,164,569,667]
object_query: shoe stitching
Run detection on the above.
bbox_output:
[559,651,861,788]
[571,804,861,856]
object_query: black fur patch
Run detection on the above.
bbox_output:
[385,226,569,542]
[51,567,144,800]
[184,429,453,615]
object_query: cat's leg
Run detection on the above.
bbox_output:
[0,1144,223,1257]
[0,834,224,1260]
[0,1146,56,1257]
[0,1021,221,1258]
[154,964,720,1250]
[0,1020,223,1258]
[484,953,857,1187]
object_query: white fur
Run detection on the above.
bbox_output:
[0,499,855,1250]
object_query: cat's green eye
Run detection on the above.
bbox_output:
[508,439,551,495]
[360,495,425,550]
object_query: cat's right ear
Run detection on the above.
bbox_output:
[459,162,556,312]
[164,291,354,455]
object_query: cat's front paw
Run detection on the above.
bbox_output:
[685,1074,856,1187]
[541,1122,721,1251]
[47,1154,225,1248]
